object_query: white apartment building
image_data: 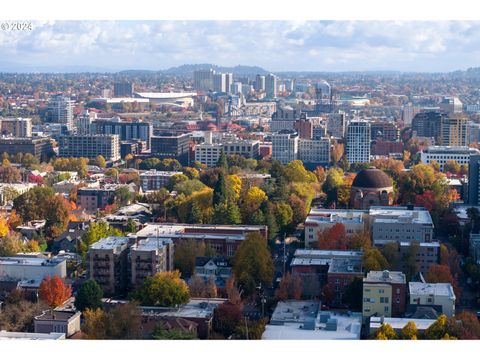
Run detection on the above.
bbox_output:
[47,94,74,131]
[272,129,298,164]
[409,282,456,316]
[0,256,67,281]
[420,146,480,171]
[327,112,346,138]
[266,73,277,99]
[195,139,260,167]
[346,120,371,164]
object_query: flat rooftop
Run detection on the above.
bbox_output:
[409,282,456,299]
[294,249,363,259]
[270,301,320,324]
[369,206,433,225]
[370,317,435,331]
[365,270,406,284]
[0,257,65,267]
[140,170,183,177]
[423,146,480,154]
[35,310,80,321]
[328,258,363,274]
[89,236,130,251]
[0,331,65,340]
[131,238,172,252]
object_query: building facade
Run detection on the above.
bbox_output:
[346,120,371,164]
[420,146,479,171]
[140,170,183,192]
[93,119,152,150]
[150,133,191,166]
[272,129,298,164]
[409,282,456,317]
[46,94,74,131]
[0,137,54,161]
[363,270,407,318]
[0,117,32,137]
[440,116,468,146]
[59,134,120,162]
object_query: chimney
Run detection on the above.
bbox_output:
[382,270,390,280]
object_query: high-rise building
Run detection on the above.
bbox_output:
[439,96,463,114]
[255,75,265,92]
[270,106,303,132]
[92,118,152,150]
[59,134,120,162]
[0,117,32,137]
[371,121,399,141]
[412,111,445,143]
[225,73,233,94]
[327,112,346,138]
[440,116,468,146]
[213,73,226,93]
[346,120,371,164]
[272,129,298,164]
[265,74,277,99]
[150,133,191,165]
[113,82,134,97]
[193,69,214,92]
[468,154,480,205]
[294,117,313,139]
[46,94,74,131]
[75,110,97,135]
[231,82,242,95]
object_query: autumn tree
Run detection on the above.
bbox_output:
[233,232,274,295]
[133,271,190,307]
[234,318,267,340]
[189,275,218,298]
[275,272,302,300]
[363,248,389,272]
[426,264,460,301]
[424,314,450,340]
[0,232,25,256]
[74,279,104,312]
[444,160,461,174]
[317,223,348,250]
[400,321,418,340]
[240,186,267,224]
[322,167,344,206]
[174,240,214,278]
[374,323,397,340]
[38,275,72,307]
[446,311,480,339]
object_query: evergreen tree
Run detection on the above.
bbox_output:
[190,198,204,224]
[216,150,228,171]
[226,203,242,225]
[213,171,228,206]
[213,203,229,224]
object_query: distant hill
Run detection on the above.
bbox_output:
[162,64,270,76]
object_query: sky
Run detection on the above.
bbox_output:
[2,20,480,73]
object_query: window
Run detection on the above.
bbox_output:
[384,306,389,312]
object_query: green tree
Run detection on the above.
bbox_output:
[322,167,344,206]
[174,240,210,278]
[133,271,190,307]
[13,186,55,222]
[233,232,274,295]
[226,202,242,225]
[213,171,228,206]
[217,149,228,171]
[74,279,104,312]
[234,318,267,339]
[424,315,449,340]
[114,186,132,207]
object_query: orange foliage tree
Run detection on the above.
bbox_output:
[39,275,72,307]
[317,223,348,250]
[426,264,461,302]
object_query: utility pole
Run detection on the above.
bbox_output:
[283,232,286,276]
[244,316,249,340]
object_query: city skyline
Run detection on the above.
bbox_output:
[2,21,480,73]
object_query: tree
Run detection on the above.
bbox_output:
[114,186,132,207]
[400,321,418,340]
[374,323,397,340]
[82,308,108,339]
[213,301,243,338]
[174,240,210,278]
[13,186,55,222]
[0,232,24,256]
[322,167,344,206]
[151,322,197,340]
[317,223,348,250]
[38,275,72,307]
[240,187,267,223]
[217,149,228,171]
[189,275,217,298]
[94,155,107,168]
[381,242,400,270]
[344,277,363,311]
[213,171,228,206]
[233,232,274,295]
[284,160,316,183]
[444,160,461,174]
[234,318,267,339]
[133,271,190,307]
[424,314,449,340]
[275,272,302,300]
[0,166,21,183]
[426,264,460,300]
[446,311,480,339]
[363,248,389,272]
[226,202,242,225]
[275,202,294,232]
[74,279,104,312]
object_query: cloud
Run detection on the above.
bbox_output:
[1,20,480,72]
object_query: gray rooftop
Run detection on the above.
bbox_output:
[364,270,406,284]
[409,282,456,299]
[89,236,130,251]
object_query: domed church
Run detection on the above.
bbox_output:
[350,167,394,209]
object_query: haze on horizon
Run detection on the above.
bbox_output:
[1,20,480,73]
